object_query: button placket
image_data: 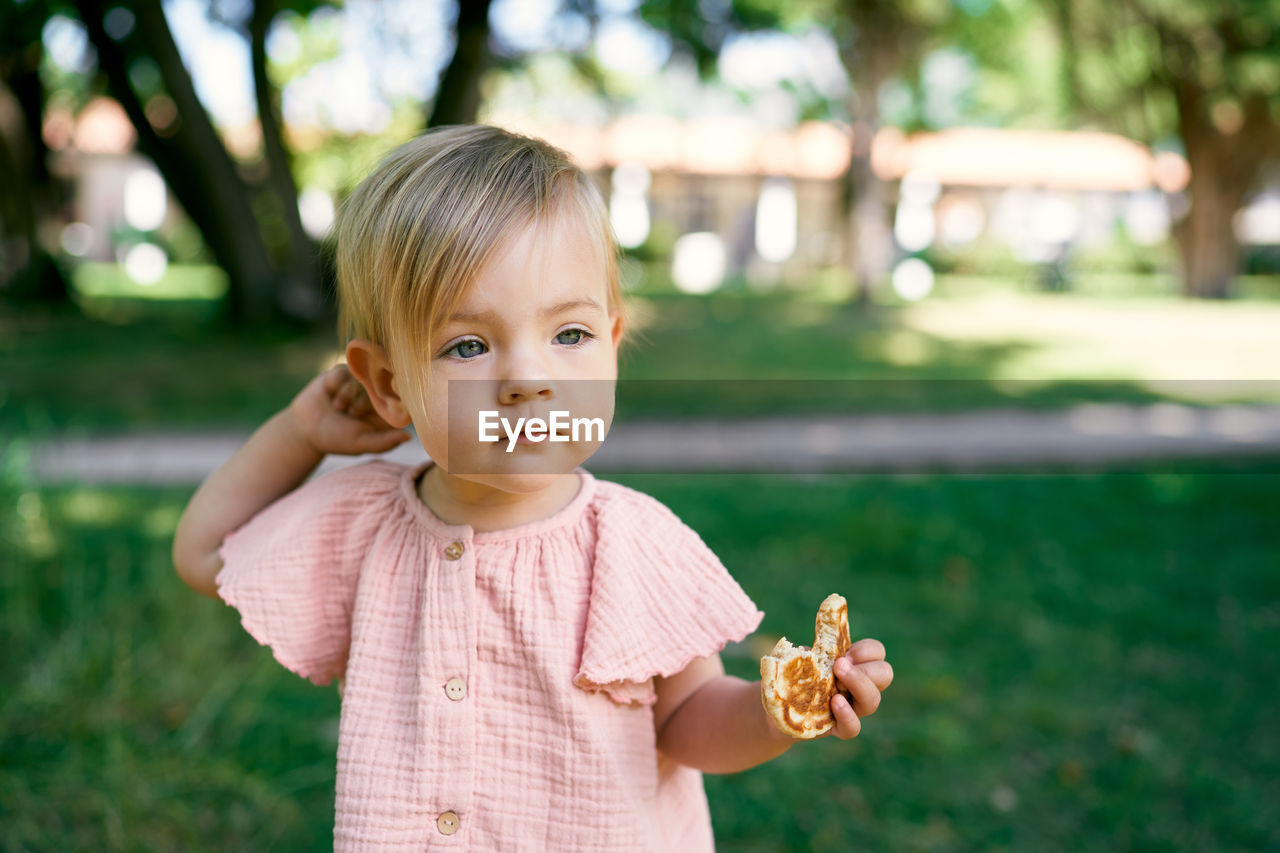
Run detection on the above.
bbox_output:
[421,534,476,840]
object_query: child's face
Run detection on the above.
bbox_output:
[408,206,622,495]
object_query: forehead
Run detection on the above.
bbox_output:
[454,204,610,313]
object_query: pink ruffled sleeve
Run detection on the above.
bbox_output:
[215,461,402,686]
[574,483,764,705]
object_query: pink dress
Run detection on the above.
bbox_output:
[216,460,763,851]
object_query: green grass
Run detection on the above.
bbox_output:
[3,464,1277,850]
[71,262,229,302]
[0,479,340,851]
[651,471,1280,851]
[0,307,340,434]
[4,282,1279,435]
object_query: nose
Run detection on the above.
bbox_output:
[497,376,554,405]
[496,341,555,405]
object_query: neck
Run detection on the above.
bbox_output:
[417,465,581,532]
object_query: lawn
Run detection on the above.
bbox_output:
[4,280,1279,434]
[3,464,1277,850]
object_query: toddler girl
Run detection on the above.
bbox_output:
[172,124,893,851]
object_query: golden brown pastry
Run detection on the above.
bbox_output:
[759,594,852,738]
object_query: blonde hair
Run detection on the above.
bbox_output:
[335,124,623,388]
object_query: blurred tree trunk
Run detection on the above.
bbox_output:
[427,0,495,127]
[0,3,70,303]
[836,0,920,306]
[74,0,284,324]
[1172,86,1276,300]
[249,0,325,320]
[843,120,892,309]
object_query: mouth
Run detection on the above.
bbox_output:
[513,432,574,445]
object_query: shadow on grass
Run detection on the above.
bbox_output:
[0,303,338,435]
[615,294,1271,420]
[3,293,1275,437]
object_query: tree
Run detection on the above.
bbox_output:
[243,0,324,318]
[833,0,947,304]
[0,0,71,303]
[5,0,512,324]
[1051,0,1280,298]
[428,0,497,127]
[72,0,328,323]
[77,0,502,321]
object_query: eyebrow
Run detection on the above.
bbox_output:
[541,298,606,317]
[446,298,606,324]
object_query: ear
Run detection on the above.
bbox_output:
[345,339,413,428]
[609,312,625,349]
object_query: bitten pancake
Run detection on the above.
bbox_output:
[759,594,852,738]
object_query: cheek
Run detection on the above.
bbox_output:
[406,395,452,460]
[410,415,445,465]
[589,343,619,380]
[441,380,499,454]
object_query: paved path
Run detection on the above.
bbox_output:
[21,402,1280,485]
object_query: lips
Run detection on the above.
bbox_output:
[513,431,574,444]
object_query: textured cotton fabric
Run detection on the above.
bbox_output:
[216,460,763,851]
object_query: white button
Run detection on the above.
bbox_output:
[437,811,459,835]
[444,677,467,701]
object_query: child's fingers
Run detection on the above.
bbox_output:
[322,364,349,396]
[834,659,883,718]
[829,693,861,740]
[333,377,365,412]
[346,382,375,416]
[349,393,374,418]
[845,659,893,692]
[848,638,886,664]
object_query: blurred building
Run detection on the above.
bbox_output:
[870,126,1192,267]
[511,115,1209,293]
[52,98,1280,296]
[514,115,852,291]
[44,97,181,284]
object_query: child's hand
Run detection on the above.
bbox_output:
[287,364,413,456]
[828,639,894,740]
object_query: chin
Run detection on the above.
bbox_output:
[438,444,591,494]
[475,471,576,495]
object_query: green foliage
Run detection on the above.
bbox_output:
[291,104,425,196]
[1050,0,1280,143]
[1069,232,1180,278]
[638,0,742,75]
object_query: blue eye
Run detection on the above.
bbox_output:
[447,339,487,359]
[555,328,594,346]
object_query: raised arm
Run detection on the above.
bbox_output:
[172,365,411,599]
